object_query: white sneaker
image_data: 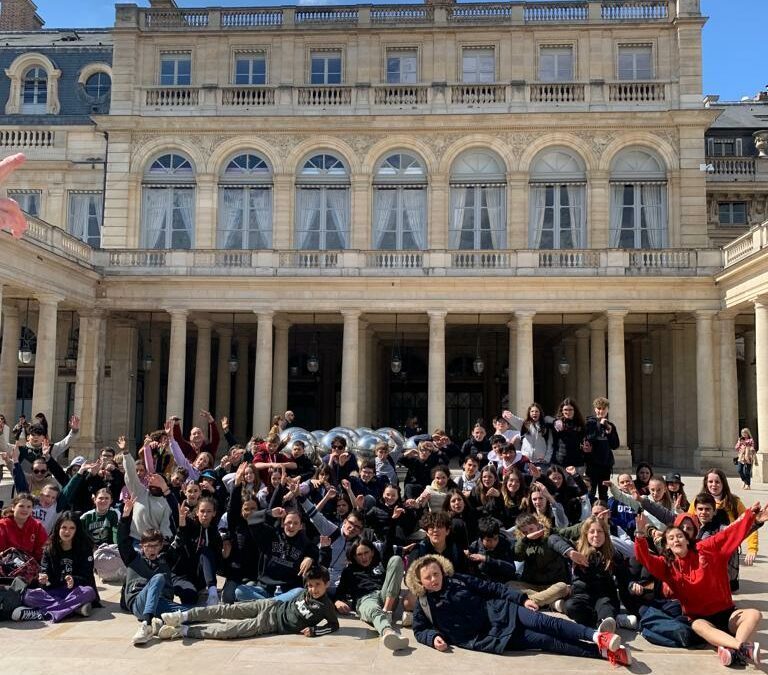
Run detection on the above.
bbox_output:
[552,599,566,614]
[401,610,413,628]
[161,611,183,627]
[158,624,183,640]
[617,613,638,630]
[77,603,92,618]
[382,628,410,651]
[151,617,164,635]
[206,588,219,606]
[132,621,153,645]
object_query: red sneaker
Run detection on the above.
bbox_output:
[596,631,621,654]
[718,646,736,667]
[608,645,632,668]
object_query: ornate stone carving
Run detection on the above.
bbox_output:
[574,130,618,158]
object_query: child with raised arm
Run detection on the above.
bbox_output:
[635,505,768,667]
[156,564,338,641]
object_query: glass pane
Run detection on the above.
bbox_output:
[327,57,342,84]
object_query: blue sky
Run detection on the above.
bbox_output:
[33,0,767,101]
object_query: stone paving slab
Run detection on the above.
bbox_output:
[2,474,767,675]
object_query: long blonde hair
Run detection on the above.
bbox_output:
[576,516,614,571]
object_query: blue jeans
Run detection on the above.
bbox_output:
[510,605,600,658]
[234,583,303,603]
[131,573,191,621]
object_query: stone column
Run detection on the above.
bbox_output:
[340,310,361,427]
[0,302,20,419]
[428,311,447,430]
[73,310,106,455]
[192,318,212,416]
[755,300,768,482]
[515,311,535,413]
[31,294,61,421]
[252,311,274,435]
[357,320,369,427]
[214,326,232,421]
[606,310,630,469]
[165,309,188,420]
[0,284,3,332]
[107,319,138,448]
[272,318,290,419]
[234,337,249,441]
[563,337,577,401]
[744,330,757,436]
[575,328,590,410]
[506,319,516,410]
[694,310,718,469]
[590,317,607,402]
[719,313,739,452]
[144,330,162,431]
[670,322,686,451]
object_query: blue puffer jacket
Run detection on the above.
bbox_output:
[409,567,527,654]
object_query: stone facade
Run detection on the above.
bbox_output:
[0,0,767,478]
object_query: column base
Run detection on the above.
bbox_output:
[755,454,768,486]
[693,447,731,473]
[68,438,102,461]
[612,446,633,472]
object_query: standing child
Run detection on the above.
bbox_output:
[583,397,620,501]
[735,429,757,490]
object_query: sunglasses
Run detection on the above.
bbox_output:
[32,469,47,475]
[331,444,344,449]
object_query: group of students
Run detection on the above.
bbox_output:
[0,398,764,669]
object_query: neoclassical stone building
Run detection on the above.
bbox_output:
[0,0,767,477]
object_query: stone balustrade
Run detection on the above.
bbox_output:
[723,221,768,267]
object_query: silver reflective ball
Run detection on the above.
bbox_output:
[280,426,307,442]
[311,430,327,442]
[354,434,382,460]
[376,427,405,447]
[356,427,376,437]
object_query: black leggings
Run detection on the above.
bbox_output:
[509,605,600,659]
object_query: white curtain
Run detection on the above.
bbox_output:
[609,184,624,248]
[402,188,426,249]
[640,184,664,249]
[219,188,244,249]
[530,185,547,248]
[326,189,349,249]
[142,188,169,249]
[173,189,194,249]
[484,186,504,249]
[297,188,321,249]
[250,188,272,248]
[449,187,467,249]
[69,194,90,241]
[566,184,584,248]
[373,188,396,249]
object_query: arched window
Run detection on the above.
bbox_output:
[372,152,427,250]
[85,72,111,98]
[449,149,506,250]
[529,148,587,249]
[218,153,272,249]
[295,153,349,250]
[22,67,47,113]
[141,153,195,249]
[610,148,667,248]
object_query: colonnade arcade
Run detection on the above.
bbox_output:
[0,292,761,472]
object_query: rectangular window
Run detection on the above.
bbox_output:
[160,53,192,86]
[618,45,653,80]
[707,138,743,157]
[7,190,40,216]
[234,52,267,85]
[67,191,103,248]
[386,49,418,84]
[539,46,573,82]
[310,50,342,85]
[718,202,747,226]
[462,48,495,84]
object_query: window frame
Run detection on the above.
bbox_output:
[218,153,274,249]
[385,47,418,84]
[295,153,350,250]
[461,46,496,84]
[538,44,575,82]
[67,191,103,248]
[718,201,748,226]
[141,152,196,250]
[159,51,192,86]
[233,50,268,86]
[309,49,343,85]
[617,43,654,81]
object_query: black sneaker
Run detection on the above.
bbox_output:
[738,641,760,665]
[11,607,44,621]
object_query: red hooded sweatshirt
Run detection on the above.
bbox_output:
[635,508,755,619]
[0,515,47,561]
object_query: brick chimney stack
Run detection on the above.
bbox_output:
[0,0,45,30]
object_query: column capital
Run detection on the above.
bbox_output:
[514,309,536,319]
[36,292,64,306]
[605,309,629,320]
[216,325,233,338]
[428,310,447,323]
[574,327,590,339]
[341,309,362,321]
[717,309,738,322]
[79,308,105,320]
[165,308,189,320]
[753,296,768,311]
[695,309,718,320]
[1,301,19,317]
[256,310,275,323]
[274,317,292,330]
[194,318,212,330]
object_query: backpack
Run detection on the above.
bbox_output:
[0,548,40,585]
[93,543,127,582]
[0,578,25,621]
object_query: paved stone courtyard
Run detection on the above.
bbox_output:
[2,473,767,675]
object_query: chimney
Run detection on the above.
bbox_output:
[0,0,45,30]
